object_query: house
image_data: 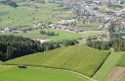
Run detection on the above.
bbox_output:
[4,27,16,32]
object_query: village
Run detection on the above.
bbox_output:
[0,0,125,42]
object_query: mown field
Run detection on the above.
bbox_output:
[76,23,101,30]
[1,28,82,41]
[0,67,88,81]
[4,45,110,77]
[93,52,125,81]
[0,2,74,27]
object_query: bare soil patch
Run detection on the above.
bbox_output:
[104,67,125,81]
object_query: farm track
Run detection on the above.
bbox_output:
[1,64,97,81]
[28,66,97,81]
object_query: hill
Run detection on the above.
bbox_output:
[4,45,110,77]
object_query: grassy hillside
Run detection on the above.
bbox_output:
[0,67,88,81]
[117,53,125,66]
[93,52,124,81]
[4,45,110,77]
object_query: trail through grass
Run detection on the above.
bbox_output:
[0,67,88,81]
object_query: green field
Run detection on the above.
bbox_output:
[117,53,125,66]
[0,3,74,27]
[1,28,82,41]
[0,65,13,73]
[76,23,101,30]
[4,45,110,77]
[93,52,125,81]
[0,67,88,81]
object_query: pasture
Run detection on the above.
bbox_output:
[117,52,125,66]
[1,28,82,41]
[0,67,88,81]
[76,23,101,30]
[4,45,110,77]
[0,3,74,27]
[93,52,125,81]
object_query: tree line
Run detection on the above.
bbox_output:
[87,37,125,51]
[0,35,79,61]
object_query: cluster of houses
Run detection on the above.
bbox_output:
[47,0,125,26]
[0,22,46,33]
[49,23,83,33]
[87,33,111,42]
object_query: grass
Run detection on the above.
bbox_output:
[117,52,125,66]
[1,28,82,41]
[82,32,103,38]
[42,28,82,41]
[0,67,88,81]
[0,65,13,73]
[93,52,125,81]
[4,45,110,77]
[0,3,74,27]
[76,23,101,30]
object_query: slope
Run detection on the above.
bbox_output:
[3,45,110,77]
[117,53,125,66]
[93,52,124,81]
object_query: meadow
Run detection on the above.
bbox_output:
[76,22,101,30]
[1,28,82,41]
[4,45,110,77]
[0,67,88,81]
[0,2,74,27]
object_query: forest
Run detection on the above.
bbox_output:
[0,35,78,61]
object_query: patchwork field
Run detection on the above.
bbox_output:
[1,28,82,41]
[4,45,110,77]
[93,52,125,81]
[0,67,88,81]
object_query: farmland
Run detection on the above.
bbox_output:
[76,22,101,31]
[117,53,125,67]
[0,67,88,81]
[1,28,82,41]
[0,2,74,27]
[4,45,110,77]
[1,0,125,81]
[93,52,125,81]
